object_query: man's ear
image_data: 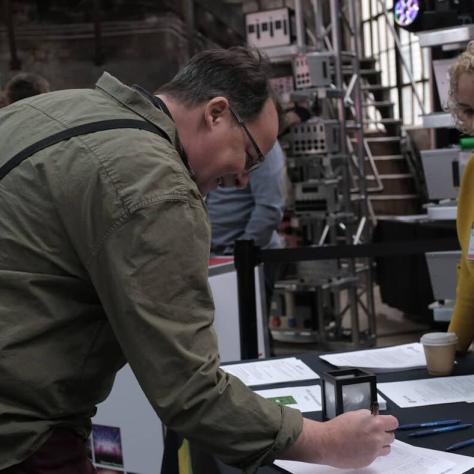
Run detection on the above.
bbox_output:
[204,96,230,128]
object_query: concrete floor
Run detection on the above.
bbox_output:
[273,285,437,356]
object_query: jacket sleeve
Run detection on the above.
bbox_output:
[449,258,474,352]
[448,155,474,353]
[87,192,303,472]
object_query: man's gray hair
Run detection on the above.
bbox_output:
[158,47,272,122]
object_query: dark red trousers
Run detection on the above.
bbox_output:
[2,429,96,474]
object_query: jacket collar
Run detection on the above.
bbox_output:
[95,72,177,147]
[95,72,191,170]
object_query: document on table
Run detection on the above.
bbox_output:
[254,386,387,413]
[254,385,322,412]
[274,439,474,474]
[319,343,427,372]
[220,357,319,386]
[378,374,474,408]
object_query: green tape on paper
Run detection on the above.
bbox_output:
[267,395,297,406]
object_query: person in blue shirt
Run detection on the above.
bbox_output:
[207,140,286,255]
[207,140,286,356]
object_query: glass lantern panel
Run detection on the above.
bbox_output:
[342,382,372,412]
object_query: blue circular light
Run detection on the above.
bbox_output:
[394,0,421,27]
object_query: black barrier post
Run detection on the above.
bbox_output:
[234,239,261,360]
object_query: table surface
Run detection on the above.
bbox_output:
[219,350,474,473]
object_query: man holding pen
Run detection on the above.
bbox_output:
[0,46,397,473]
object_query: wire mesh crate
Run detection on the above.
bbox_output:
[293,52,334,89]
[293,179,340,213]
[289,117,341,156]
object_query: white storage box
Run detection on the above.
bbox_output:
[425,251,461,300]
[246,8,293,48]
[420,148,461,200]
[429,300,455,323]
[427,205,457,220]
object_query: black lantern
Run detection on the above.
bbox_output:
[321,368,377,420]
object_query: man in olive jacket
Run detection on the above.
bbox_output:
[0,47,397,473]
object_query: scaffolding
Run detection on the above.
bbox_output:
[268,0,377,349]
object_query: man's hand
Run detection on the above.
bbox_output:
[281,411,398,469]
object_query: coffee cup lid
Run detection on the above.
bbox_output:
[420,332,458,346]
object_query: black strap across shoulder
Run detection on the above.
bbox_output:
[0,118,172,181]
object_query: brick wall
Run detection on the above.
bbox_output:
[0,16,191,92]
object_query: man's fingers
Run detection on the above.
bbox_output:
[382,415,399,432]
[383,432,395,445]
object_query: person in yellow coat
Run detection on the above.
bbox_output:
[448,40,474,351]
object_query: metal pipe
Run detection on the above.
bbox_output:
[348,0,376,344]
[182,0,195,59]
[312,0,325,51]
[4,0,21,70]
[295,0,305,48]
[93,0,104,66]
[347,0,370,211]
[330,0,360,345]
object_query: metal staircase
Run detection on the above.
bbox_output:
[355,56,422,217]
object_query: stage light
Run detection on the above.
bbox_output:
[394,0,423,28]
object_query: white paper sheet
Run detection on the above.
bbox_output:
[319,343,427,372]
[378,374,474,408]
[221,357,319,386]
[274,439,474,474]
[254,385,322,413]
[254,385,387,413]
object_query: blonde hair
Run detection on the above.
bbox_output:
[448,41,474,133]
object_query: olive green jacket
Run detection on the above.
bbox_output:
[0,73,302,472]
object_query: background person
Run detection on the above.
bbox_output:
[3,72,50,104]
[0,47,397,473]
[206,105,310,320]
[207,140,285,256]
[0,91,6,108]
[207,139,286,356]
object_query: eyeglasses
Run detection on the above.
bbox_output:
[229,107,265,172]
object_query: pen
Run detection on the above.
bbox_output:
[398,419,462,431]
[446,437,474,452]
[370,401,379,416]
[408,423,472,438]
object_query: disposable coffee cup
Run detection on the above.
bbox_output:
[420,332,458,376]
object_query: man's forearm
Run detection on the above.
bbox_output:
[279,411,398,469]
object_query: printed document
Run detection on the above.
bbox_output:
[319,343,426,372]
[378,374,474,408]
[254,385,322,412]
[254,386,387,413]
[274,439,474,474]
[221,357,319,386]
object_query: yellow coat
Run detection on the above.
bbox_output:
[449,154,474,351]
